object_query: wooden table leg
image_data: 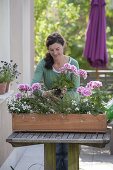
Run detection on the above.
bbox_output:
[110,126,113,155]
[44,143,56,170]
[68,143,79,170]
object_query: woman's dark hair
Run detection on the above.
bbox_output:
[44,32,66,69]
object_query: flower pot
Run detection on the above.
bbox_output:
[12,113,107,133]
[0,82,7,95]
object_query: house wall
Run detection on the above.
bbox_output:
[0,92,13,166]
[0,0,34,166]
[10,0,34,86]
[0,0,10,61]
[0,0,34,87]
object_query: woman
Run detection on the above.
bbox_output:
[32,32,80,170]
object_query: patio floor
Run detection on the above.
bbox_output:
[1,143,113,170]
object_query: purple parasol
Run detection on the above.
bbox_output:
[83,0,108,68]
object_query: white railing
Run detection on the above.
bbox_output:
[81,70,113,92]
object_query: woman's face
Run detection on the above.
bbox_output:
[48,43,64,60]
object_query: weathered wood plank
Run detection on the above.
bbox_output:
[26,133,34,138]
[79,133,86,139]
[68,144,79,170]
[49,133,58,139]
[44,144,56,170]
[14,132,25,138]
[39,133,50,138]
[6,132,110,145]
[20,132,30,138]
[56,133,64,139]
[85,134,92,139]
[67,133,75,139]
[91,133,98,140]
[73,133,81,139]
[29,133,41,140]
[7,132,19,139]
[44,133,53,138]
[97,133,104,139]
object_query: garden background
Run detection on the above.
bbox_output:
[34,0,113,70]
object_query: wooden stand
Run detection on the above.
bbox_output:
[6,131,110,170]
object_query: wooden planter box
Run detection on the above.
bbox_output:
[12,113,107,133]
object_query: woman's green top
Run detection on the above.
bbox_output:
[32,57,80,101]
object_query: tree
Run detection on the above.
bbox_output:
[34,0,113,69]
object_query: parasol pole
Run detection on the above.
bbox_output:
[96,68,99,80]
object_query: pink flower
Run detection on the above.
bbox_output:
[81,87,92,96]
[31,83,41,91]
[59,63,71,73]
[77,86,92,96]
[70,65,77,72]
[15,93,22,99]
[18,84,31,92]
[78,69,87,79]
[77,86,86,95]
[73,69,79,76]
[59,63,79,76]
[63,63,71,70]
[59,67,66,73]
[86,81,102,89]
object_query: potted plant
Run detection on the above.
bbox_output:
[7,64,111,132]
[0,70,7,94]
[0,60,20,92]
[0,61,10,94]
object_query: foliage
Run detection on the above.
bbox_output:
[7,83,60,114]
[34,0,113,69]
[7,64,112,121]
[106,102,113,122]
[77,87,106,114]
[0,70,7,83]
[7,81,109,116]
[0,60,20,83]
[34,0,48,20]
[34,0,89,68]
[51,63,87,94]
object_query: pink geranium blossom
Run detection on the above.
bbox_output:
[81,87,92,96]
[15,93,22,100]
[77,80,102,97]
[60,63,78,73]
[77,86,85,95]
[78,69,87,79]
[77,86,92,96]
[63,63,71,70]
[60,63,88,78]
[86,81,102,89]
[31,83,41,91]
[18,84,31,92]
